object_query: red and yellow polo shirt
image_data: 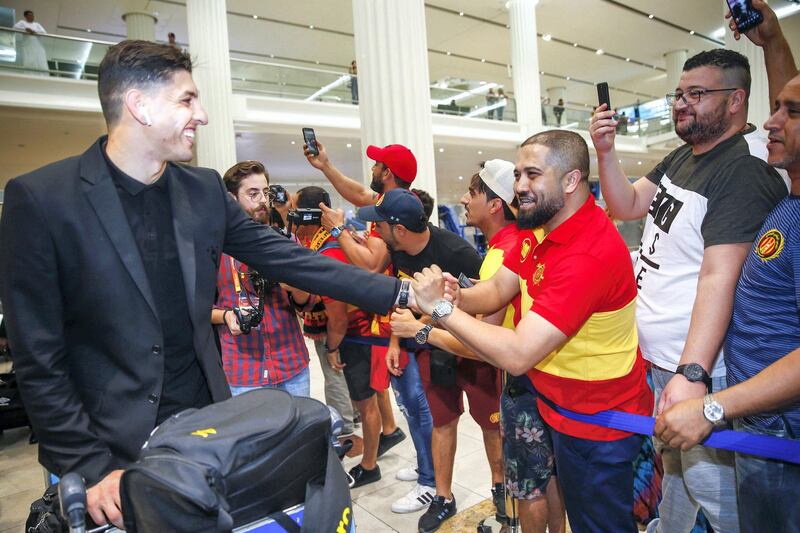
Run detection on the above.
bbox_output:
[480,223,522,327]
[504,196,653,441]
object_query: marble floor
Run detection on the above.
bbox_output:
[0,342,565,532]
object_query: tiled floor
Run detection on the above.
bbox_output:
[0,342,514,532]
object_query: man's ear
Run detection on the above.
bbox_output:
[489,197,503,215]
[728,88,747,114]
[563,170,582,194]
[123,89,150,126]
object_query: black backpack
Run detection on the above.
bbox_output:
[120,389,352,533]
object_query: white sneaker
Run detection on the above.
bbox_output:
[395,466,419,482]
[391,483,436,513]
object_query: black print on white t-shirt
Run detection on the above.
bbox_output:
[648,184,684,233]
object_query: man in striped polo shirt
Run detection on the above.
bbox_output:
[411,130,653,532]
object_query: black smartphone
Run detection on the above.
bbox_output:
[726,0,763,33]
[302,127,319,156]
[596,82,611,110]
[458,273,475,289]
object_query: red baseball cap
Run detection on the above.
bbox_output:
[366,144,417,183]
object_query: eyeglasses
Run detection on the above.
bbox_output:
[665,88,738,106]
[245,190,274,203]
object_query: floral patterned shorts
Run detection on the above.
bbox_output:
[500,375,555,500]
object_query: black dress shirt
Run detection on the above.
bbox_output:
[103,148,212,423]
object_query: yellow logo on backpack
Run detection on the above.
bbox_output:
[190,428,217,438]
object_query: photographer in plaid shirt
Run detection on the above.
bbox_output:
[212,161,313,396]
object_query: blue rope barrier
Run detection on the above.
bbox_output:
[342,334,800,464]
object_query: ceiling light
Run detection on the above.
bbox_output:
[477,150,483,155]
[652,64,658,69]
[458,176,464,180]
[689,30,695,35]
[439,148,445,153]
[573,43,578,47]
[539,71,544,75]
[459,11,464,16]
[637,161,642,165]
[648,14,654,19]
[596,49,604,55]
[252,15,258,19]
[542,34,552,41]
[291,141,296,145]
[346,143,352,148]
[86,28,92,32]
[270,54,275,58]
[566,76,571,80]
[481,58,486,62]
[625,57,631,62]
[309,25,314,29]
[618,159,622,163]
[315,61,320,64]
[446,51,452,56]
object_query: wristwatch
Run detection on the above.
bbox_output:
[676,363,712,389]
[430,299,454,322]
[398,279,411,309]
[330,225,346,239]
[703,394,725,426]
[415,324,433,345]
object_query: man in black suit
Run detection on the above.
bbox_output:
[0,40,404,528]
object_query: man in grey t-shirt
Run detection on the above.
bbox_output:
[590,49,786,532]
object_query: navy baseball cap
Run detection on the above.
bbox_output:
[357,189,427,232]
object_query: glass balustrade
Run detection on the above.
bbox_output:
[0,27,674,137]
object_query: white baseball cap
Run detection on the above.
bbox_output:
[478,159,516,205]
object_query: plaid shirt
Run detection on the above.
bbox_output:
[215,254,309,387]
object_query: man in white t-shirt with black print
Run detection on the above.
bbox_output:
[590,49,787,533]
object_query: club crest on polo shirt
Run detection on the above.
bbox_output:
[755,229,785,262]
[520,238,532,262]
[376,194,385,206]
[533,263,545,285]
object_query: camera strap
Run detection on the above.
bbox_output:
[230,257,245,295]
[309,227,332,252]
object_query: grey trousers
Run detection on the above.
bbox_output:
[647,366,740,533]
[314,338,355,435]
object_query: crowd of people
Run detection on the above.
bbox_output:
[0,0,798,532]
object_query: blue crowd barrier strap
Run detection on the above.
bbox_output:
[547,401,800,465]
[340,334,800,464]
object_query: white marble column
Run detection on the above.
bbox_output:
[664,49,688,93]
[122,11,157,42]
[352,0,438,212]
[724,1,769,128]
[186,0,236,174]
[508,0,543,137]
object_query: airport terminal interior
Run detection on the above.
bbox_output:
[1,0,799,531]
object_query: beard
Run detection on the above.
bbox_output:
[370,175,384,194]
[674,102,730,146]
[516,193,565,229]
[247,206,269,224]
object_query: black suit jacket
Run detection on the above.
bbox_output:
[0,137,399,484]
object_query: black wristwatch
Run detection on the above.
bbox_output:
[676,363,712,389]
[415,324,433,345]
[398,279,411,309]
[330,225,346,239]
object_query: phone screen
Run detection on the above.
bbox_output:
[726,0,763,33]
[302,128,319,156]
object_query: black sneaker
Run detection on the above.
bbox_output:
[418,494,456,533]
[492,483,508,524]
[348,464,381,489]
[377,427,406,457]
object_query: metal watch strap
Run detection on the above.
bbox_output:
[415,324,433,344]
[398,279,411,309]
[331,225,346,238]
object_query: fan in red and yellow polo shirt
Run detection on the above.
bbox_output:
[503,195,653,441]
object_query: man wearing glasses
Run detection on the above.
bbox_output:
[590,49,786,532]
[212,161,314,398]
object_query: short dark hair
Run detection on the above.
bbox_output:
[223,161,268,195]
[520,130,590,182]
[97,40,193,126]
[24,10,33,16]
[411,188,434,219]
[683,49,751,96]
[296,186,332,209]
[468,171,516,221]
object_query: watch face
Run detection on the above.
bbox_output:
[433,300,453,319]
[704,402,724,423]
[684,363,704,382]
